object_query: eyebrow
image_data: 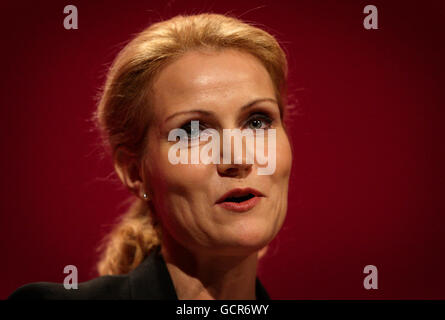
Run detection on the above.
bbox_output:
[164,98,278,123]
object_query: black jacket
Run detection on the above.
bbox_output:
[8,247,270,300]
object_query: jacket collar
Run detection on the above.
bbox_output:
[128,246,270,300]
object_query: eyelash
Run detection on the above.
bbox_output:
[180,122,208,140]
[179,112,274,140]
[245,113,273,130]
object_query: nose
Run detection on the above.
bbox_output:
[216,130,253,178]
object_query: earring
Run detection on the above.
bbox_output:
[143,193,148,200]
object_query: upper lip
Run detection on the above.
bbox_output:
[215,187,264,204]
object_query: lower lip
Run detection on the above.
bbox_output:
[216,196,262,213]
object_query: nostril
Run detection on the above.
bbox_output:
[217,163,253,178]
[220,167,239,177]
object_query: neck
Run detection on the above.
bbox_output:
[160,235,259,300]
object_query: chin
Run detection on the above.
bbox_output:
[216,223,277,256]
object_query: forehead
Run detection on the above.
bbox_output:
[150,48,276,120]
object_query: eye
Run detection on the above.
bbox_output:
[246,113,273,130]
[181,121,207,140]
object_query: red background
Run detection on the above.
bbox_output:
[1,0,444,299]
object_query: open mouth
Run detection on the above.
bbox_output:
[216,188,264,212]
[223,193,255,203]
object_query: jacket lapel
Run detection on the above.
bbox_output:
[128,246,178,299]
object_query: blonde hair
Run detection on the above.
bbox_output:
[94,13,289,276]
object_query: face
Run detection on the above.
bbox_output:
[142,48,292,257]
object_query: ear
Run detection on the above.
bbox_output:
[113,146,145,199]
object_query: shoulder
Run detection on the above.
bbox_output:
[8,274,130,300]
[9,246,178,300]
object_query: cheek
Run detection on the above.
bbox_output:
[269,129,292,227]
[148,140,210,179]
[274,129,293,179]
[162,145,213,186]
[147,144,229,251]
[146,143,213,208]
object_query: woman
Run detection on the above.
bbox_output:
[9,13,292,300]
